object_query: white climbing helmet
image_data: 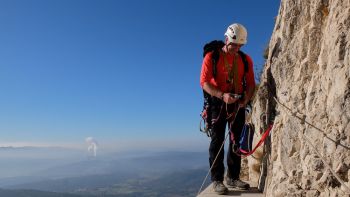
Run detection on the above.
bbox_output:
[224,23,248,45]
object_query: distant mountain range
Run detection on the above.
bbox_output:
[0,146,86,179]
[0,150,210,197]
[0,146,84,155]
[0,189,87,197]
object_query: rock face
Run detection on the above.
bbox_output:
[249,0,350,196]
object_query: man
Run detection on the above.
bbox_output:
[200,23,255,195]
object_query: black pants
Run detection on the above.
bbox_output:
[209,102,245,182]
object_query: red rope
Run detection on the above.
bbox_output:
[236,124,273,158]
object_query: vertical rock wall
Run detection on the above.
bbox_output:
[249,0,350,196]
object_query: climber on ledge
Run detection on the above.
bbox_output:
[200,23,256,195]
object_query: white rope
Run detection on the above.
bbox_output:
[197,129,230,196]
[273,97,350,194]
[197,106,240,196]
[273,97,350,150]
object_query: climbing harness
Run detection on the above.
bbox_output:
[199,94,241,137]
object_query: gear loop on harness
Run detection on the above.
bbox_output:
[200,95,240,137]
[199,101,226,137]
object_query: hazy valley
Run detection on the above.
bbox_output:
[0,147,210,197]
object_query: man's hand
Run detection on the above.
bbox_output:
[222,93,239,104]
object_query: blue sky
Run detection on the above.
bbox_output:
[0,0,280,151]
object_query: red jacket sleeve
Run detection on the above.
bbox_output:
[200,52,213,88]
[245,55,256,91]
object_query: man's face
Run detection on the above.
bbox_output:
[227,42,242,53]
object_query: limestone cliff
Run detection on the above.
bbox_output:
[249,0,350,196]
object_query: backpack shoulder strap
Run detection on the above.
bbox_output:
[238,50,248,73]
[238,50,249,93]
[211,48,220,77]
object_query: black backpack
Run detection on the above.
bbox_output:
[200,40,249,136]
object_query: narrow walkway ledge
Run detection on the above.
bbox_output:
[198,182,263,197]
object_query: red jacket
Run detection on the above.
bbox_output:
[200,51,255,94]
